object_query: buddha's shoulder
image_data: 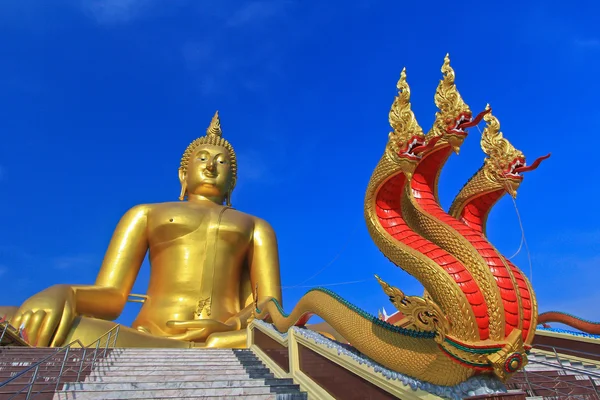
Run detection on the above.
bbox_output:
[225,208,274,228]
[237,213,277,237]
[122,202,272,228]
[124,202,181,213]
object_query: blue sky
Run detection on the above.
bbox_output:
[0,0,599,330]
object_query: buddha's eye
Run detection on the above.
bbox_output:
[219,160,226,164]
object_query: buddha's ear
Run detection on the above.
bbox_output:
[178,168,186,184]
[178,168,187,201]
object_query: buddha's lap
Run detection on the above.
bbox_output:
[64,316,248,348]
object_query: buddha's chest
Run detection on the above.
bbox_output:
[147,204,253,248]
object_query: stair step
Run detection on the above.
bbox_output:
[94,362,263,368]
[91,365,268,373]
[97,356,259,363]
[55,394,304,400]
[64,379,297,391]
[55,385,302,399]
[84,373,258,382]
[113,349,242,354]
[90,367,272,376]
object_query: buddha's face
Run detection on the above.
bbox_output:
[180,144,233,200]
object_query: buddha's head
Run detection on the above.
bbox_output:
[178,111,238,205]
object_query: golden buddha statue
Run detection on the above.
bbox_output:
[1,112,283,348]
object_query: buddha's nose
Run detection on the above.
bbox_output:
[206,159,216,172]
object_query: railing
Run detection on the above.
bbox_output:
[520,368,600,399]
[0,321,11,343]
[510,347,600,399]
[0,324,120,399]
[535,343,600,364]
[0,322,28,346]
[529,347,600,378]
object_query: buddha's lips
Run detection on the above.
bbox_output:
[458,108,491,130]
[413,135,442,154]
[514,153,551,173]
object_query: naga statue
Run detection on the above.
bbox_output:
[251,55,550,386]
[1,112,283,348]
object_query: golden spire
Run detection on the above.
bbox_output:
[389,68,424,137]
[481,104,518,158]
[206,111,223,137]
[430,54,471,137]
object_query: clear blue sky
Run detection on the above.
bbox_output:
[1,0,599,329]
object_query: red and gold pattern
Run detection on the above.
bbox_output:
[254,55,545,385]
[363,56,536,379]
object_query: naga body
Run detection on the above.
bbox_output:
[538,312,600,334]
[254,56,549,385]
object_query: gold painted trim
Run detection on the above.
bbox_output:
[247,324,290,379]
[289,329,439,400]
[250,344,290,379]
[249,323,289,347]
[249,322,440,399]
[291,369,337,400]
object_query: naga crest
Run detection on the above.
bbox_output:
[481,106,550,197]
[429,55,471,152]
[429,54,489,154]
[387,68,439,179]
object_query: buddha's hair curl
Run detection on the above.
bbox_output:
[179,111,238,192]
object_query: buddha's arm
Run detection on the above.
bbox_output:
[70,205,149,320]
[232,217,283,326]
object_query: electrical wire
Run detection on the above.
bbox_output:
[281,223,361,289]
[475,124,535,282]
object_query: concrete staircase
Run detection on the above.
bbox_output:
[0,346,109,399]
[55,348,306,399]
[0,347,306,399]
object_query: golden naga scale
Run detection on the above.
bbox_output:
[0,54,550,386]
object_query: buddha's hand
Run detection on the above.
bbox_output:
[165,316,242,342]
[11,284,76,347]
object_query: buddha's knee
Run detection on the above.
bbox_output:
[201,330,248,349]
[65,317,191,348]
